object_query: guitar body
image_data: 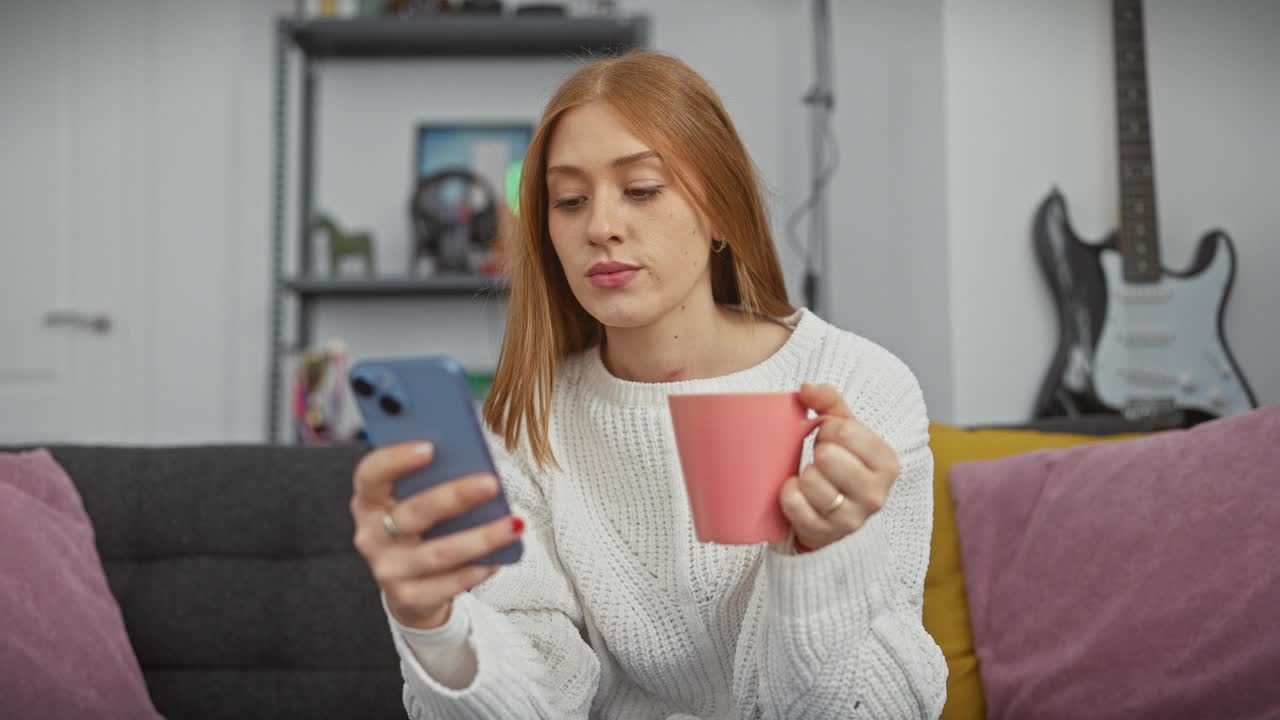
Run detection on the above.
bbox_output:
[1093,228,1257,421]
[1032,0,1257,424]
[1033,187,1258,421]
[1032,189,1112,418]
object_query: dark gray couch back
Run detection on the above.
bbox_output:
[46,444,404,720]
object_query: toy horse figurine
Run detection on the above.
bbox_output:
[313,213,374,275]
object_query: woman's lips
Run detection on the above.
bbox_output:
[588,268,639,289]
[587,261,641,289]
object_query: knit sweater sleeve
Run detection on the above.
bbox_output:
[733,349,949,719]
[391,438,601,719]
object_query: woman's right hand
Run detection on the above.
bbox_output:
[350,441,524,630]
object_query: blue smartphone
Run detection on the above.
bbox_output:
[348,355,523,565]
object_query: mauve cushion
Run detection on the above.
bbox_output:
[950,406,1280,720]
[0,449,161,719]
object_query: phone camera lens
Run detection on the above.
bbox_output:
[352,378,374,397]
[379,395,403,415]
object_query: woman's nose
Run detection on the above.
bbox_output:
[586,194,622,246]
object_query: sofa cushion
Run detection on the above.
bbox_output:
[950,406,1280,720]
[924,423,1145,720]
[0,449,161,719]
[43,443,404,720]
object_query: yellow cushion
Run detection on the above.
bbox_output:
[924,423,1147,720]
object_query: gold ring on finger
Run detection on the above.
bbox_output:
[822,492,846,517]
[382,511,403,540]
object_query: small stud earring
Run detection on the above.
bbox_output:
[712,237,728,253]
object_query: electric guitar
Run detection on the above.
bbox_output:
[1031,0,1257,424]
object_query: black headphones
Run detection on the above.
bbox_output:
[409,167,497,273]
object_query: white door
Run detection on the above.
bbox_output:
[0,2,144,444]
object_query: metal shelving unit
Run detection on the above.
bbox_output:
[283,274,509,298]
[267,12,648,441]
[286,15,647,57]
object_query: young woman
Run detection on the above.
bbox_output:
[350,51,946,719]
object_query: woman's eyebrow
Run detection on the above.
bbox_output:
[609,150,661,168]
[547,150,662,177]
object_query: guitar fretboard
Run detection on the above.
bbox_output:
[1113,0,1162,283]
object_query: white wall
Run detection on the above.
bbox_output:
[5,0,1274,442]
[942,0,1280,424]
[819,0,952,421]
[942,0,1115,424]
[151,0,283,442]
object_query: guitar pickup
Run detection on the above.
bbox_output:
[1117,330,1175,346]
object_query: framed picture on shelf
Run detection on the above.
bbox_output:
[415,123,531,201]
[410,123,532,276]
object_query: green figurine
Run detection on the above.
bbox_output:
[313,213,374,275]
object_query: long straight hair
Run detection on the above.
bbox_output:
[482,51,793,469]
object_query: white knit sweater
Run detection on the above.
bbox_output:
[384,309,948,719]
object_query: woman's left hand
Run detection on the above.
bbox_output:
[780,383,902,552]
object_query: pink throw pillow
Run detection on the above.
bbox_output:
[951,406,1280,720]
[0,449,161,719]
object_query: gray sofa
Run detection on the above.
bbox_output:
[33,414,1179,719]
[43,444,403,720]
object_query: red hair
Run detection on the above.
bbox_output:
[483,51,793,468]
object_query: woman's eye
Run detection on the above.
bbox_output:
[627,186,663,202]
[553,196,586,210]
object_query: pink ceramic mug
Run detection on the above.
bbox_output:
[668,391,823,544]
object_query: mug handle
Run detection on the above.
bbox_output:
[800,413,830,439]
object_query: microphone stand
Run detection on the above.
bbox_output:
[803,0,834,314]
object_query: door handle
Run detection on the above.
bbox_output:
[42,311,112,333]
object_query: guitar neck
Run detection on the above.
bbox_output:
[1113,0,1162,283]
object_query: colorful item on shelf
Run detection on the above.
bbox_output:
[465,371,495,402]
[305,0,359,17]
[291,339,352,444]
[504,159,522,215]
[313,213,375,276]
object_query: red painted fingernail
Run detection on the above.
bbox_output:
[511,517,525,534]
